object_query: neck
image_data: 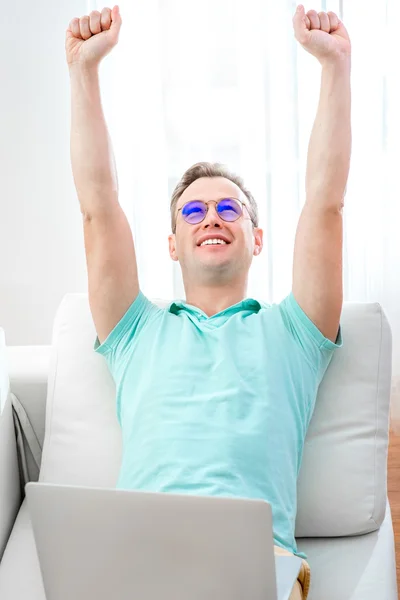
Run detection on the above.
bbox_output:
[183,278,248,316]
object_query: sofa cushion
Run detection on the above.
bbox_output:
[297,503,397,599]
[0,500,396,600]
[296,301,391,536]
[39,295,392,537]
[0,500,45,600]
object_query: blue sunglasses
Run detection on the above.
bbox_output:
[177,198,246,229]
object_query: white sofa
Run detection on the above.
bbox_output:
[0,293,397,599]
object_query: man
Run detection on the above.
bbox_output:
[66,5,351,598]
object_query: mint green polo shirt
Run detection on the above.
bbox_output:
[94,290,342,557]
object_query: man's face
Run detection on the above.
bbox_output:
[168,177,263,284]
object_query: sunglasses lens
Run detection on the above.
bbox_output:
[182,201,207,224]
[217,198,242,222]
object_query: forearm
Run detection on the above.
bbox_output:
[305,56,352,210]
[69,64,119,217]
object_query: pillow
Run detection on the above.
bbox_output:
[39,295,391,537]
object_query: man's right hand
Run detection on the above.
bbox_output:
[65,6,122,69]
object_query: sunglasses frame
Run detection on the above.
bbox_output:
[176,197,248,231]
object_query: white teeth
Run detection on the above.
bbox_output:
[200,238,227,246]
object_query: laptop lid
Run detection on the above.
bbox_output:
[26,482,295,600]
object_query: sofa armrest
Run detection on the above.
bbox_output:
[0,330,20,560]
[6,345,51,482]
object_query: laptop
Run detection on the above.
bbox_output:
[26,482,302,600]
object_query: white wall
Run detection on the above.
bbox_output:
[0,1,92,344]
[1,0,399,374]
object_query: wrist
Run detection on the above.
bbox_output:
[68,61,100,79]
[319,52,351,72]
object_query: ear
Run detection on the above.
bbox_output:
[168,233,179,262]
[253,227,263,256]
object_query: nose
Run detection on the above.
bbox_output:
[202,203,222,228]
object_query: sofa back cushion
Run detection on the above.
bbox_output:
[39,295,392,537]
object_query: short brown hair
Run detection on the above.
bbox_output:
[170,162,259,233]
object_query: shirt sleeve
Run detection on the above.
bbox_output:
[278,291,343,380]
[93,291,161,379]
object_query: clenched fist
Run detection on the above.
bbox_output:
[65,5,122,69]
[293,5,351,65]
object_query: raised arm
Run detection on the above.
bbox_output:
[66,6,139,344]
[292,7,352,342]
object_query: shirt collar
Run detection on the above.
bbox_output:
[168,297,261,317]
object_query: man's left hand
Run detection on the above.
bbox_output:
[293,5,351,65]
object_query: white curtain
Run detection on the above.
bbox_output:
[91,0,400,410]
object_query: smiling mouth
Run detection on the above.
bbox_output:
[198,239,230,247]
